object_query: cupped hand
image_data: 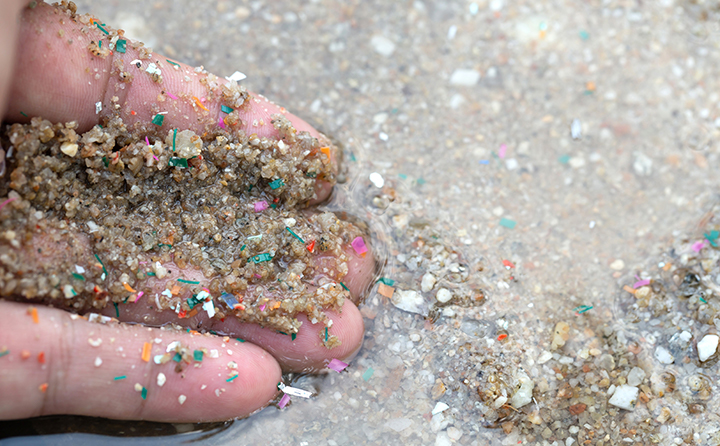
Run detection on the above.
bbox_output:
[0,1,374,423]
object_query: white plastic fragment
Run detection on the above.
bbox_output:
[608,384,638,410]
[391,289,428,315]
[570,119,582,140]
[63,284,76,298]
[421,273,437,292]
[178,394,187,405]
[537,350,553,364]
[94,356,102,367]
[369,172,384,188]
[157,372,166,387]
[510,371,534,408]
[166,341,180,352]
[145,63,161,76]
[95,101,102,114]
[370,35,396,56]
[449,69,481,86]
[654,346,674,364]
[88,338,102,347]
[697,334,719,362]
[432,402,450,415]
[436,288,453,303]
[225,71,247,82]
[278,383,313,398]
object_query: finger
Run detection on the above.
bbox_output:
[5,1,336,203]
[0,300,281,422]
[0,0,27,119]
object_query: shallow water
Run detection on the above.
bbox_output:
[5,0,720,444]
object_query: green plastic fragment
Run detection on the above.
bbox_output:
[19,111,28,117]
[240,244,247,252]
[168,157,188,168]
[221,105,234,114]
[398,173,407,180]
[416,178,426,185]
[141,387,147,400]
[113,375,126,380]
[700,297,708,304]
[172,128,177,151]
[193,350,204,362]
[93,254,108,276]
[96,23,109,35]
[349,152,357,162]
[499,218,517,229]
[98,40,102,49]
[704,230,719,247]
[227,375,238,382]
[72,273,85,281]
[286,227,305,243]
[146,272,156,277]
[249,253,273,264]
[173,352,182,362]
[558,154,571,164]
[116,39,126,53]
[573,305,593,314]
[151,114,164,126]
[236,338,246,343]
[324,327,328,342]
[340,282,349,291]
[377,277,395,286]
[102,156,109,167]
[187,296,201,309]
[362,367,374,381]
[579,30,590,40]
[269,178,284,189]
[113,302,119,318]
[178,278,200,284]
[291,333,297,341]
[166,59,180,67]
[0,350,9,358]
[305,171,317,178]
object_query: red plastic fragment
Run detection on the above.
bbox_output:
[306,240,316,253]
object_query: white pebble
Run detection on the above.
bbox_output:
[369,172,385,188]
[88,338,102,347]
[608,384,638,410]
[697,334,719,362]
[570,119,582,140]
[610,259,625,270]
[370,35,396,57]
[157,372,166,387]
[421,273,437,292]
[432,402,449,415]
[60,142,78,157]
[626,367,646,386]
[178,394,187,405]
[391,289,428,315]
[510,371,534,408]
[449,69,481,86]
[94,356,102,367]
[436,288,453,303]
[654,346,674,364]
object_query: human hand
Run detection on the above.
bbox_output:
[0,0,374,422]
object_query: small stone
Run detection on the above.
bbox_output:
[60,142,78,157]
[656,407,672,423]
[435,431,452,446]
[570,119,582,140]
[610,259,625,270]
[157,372,166,387]
[654,346,674,364]
[385,418,412,432]
[627,367,646,386]
[63,284,76,298]
[447,427,463,441]
[421,273,437,292]
[391,289,427,315]
[369,172,384,188]
[178,394,187,405]
[608,384,639,410]
[436,288,452,303]
[527,410,543,424]
[449,69,481,86]
[94,356,102,367]
[551,321,570,350]
[432,402,449,415]
[510,371,534,408]
[568,403,586,415]
[431,379,446,399]
[153,261,168,279]
[697,334,719,362]
[537,350,553,364]
[370,35,396,56]
[88,338,102,347]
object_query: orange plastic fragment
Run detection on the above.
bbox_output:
[586,81,596,92]
[623,285,636,295]
[187,308,199,318]
[37,352,45,364]
[377,283,395,299]
[320,147,331,160]
[193,96,209,111]
[39,383,48,393]
[171,285,182,295]
[662,262,672,271]
[141,342,152,362]
[20,350,30,360]
[28,307,39,324]
[497,334,508,341]
[123,282,137,293]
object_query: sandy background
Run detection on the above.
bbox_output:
[4,0,720,444]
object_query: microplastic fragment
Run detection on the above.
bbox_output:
[250,253,273,264]
[173,128,177,151]
[203,300,216,318]
[362,367,374,381]
[157,372,166,387]
[141,387,148,400]
[166,91,178,100]
[178,278,200,285]
[573,305,594,314]
[75,265,85,274]
[151,114,164,126]
[325,327,329,342]
[37,352,45,363]
[113,375,126,380]
[498,144,507,159]
[499,218,516,229]
[94,356,102,367]
[166,59,180,67]
[0,350,8,358]
[377,277,395,286]
[432,402,450,415]
[327,358,348,373]
[377,283,394,298]
[579,30,590,40]
[278,383,313,398]
[259,304,266,312]
[88,338,102,347]
[286,227,304,243]
[141,342,152,362]
[95,23,109,34]
[168,157,188,168]
[571,119,582,140]
[254,201,268,212]
[39,383,48,393]
[95,101,102,114]
[225,71,247,82]
[278,393,291,409]
[352,236,368,256]
[369,172,384,188]
[220,293,239,308]
[692,240,707,252]
[269,178,284,189]
[29,307,39,324]
[558,154,571,164]
[633,279,651,289]
[226,375,238,382]
[193,350,204,362]
[116,39,126,53]
[704,230,719,247]
[0,196,17,213]
[340,282,349,291]
[221,105,234,114]
[173,352,182,362]
[178,394,187,405]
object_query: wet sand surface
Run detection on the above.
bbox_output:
[4,0,720,445]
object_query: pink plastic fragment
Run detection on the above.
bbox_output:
[498,143,507,159]
[218,117,226,129]
[254,274,261,279]
[254,201,268,212]
[0,196,17,213]
[692,240,707,252]
[145,136,150,146]
[633,279,650,289]
[278,393,291,409]
[259,304,266,312]
[131,291,144,303]
[327,358,348,373]
[166,91,178,100]
[351,236,368,256]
